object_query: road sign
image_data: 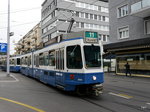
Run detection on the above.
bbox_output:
[0,43,7,53]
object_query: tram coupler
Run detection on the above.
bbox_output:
[92,84,103,96]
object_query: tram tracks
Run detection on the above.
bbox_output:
[77,83,150,112]
[105,84,150,99]
[79,95,150,112]
[80,97,117,112]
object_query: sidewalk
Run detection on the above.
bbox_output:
[105,72,150,78]
[0,70,17,82]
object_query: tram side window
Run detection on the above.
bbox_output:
[12,59,15,65]
[39,53,44,66]
[14,59,17,66]
[21,58,23,65]
[35,55,39,67]
[49,50,55,66]
[56,51,59,69]
[44,52,49,66]
[17,58,20,65]
[25,57,28,65]
[34,55,36,66]
[23,58,25,65]
[27,56,31,66]
[61,50,64,70]
[10,59,12,64]
[67,45,83,69]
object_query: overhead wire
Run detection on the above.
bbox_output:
[0,21,39,29]
[0,7,41,15]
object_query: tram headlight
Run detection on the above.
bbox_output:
[93,76,97,80]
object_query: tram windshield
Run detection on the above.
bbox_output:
[84,46,101,68]
[67,45,83,69]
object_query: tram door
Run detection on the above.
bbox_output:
[55,48,65,86]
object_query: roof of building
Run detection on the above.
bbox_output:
[104,37,150,52]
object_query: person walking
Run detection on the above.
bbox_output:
[124,62,131,76]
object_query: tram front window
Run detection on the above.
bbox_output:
[67,45,83,69]
[84,46,101,68]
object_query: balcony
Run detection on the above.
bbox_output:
[131,0,150,17]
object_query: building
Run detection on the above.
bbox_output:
[105,0,150,75]
[41,0,109,45]
[15,23,41,55]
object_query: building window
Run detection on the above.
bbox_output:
[98,15,102,21]
[94,14,98,20]
[76,11,79,17]
[51,32,57,39]
[80,12,85,18]
[81,22,84,28]
[90,14,93,19]
[75,11,109,22]
[118,5,128,18]
[43,36,49,43]
[101,7,108,13]
[76,22,80,28]
[118,26,129,39]
[102,16,105,21]
[145,20,150,34]
[85,13,89,19]
[99,34,109,42]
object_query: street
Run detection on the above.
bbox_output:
[0,70,150,112]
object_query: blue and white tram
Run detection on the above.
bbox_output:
[20,52,33,76]
[9,55,21,72]
[3,31,104,96]
[32,31,103,96]
[0,55,21,72]
[0,56,6,70]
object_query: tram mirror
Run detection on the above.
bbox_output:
[70,52,75,57]
[69,45,78,57]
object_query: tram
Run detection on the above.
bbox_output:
[0,31,104,96]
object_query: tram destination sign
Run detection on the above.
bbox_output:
[84,31,98,43]
[0,43,7,53]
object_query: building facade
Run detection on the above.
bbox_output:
[105,0,150,75]
[15,23,41,55]
[41,0,109,44]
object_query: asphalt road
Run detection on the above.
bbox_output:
[0,71,150,112]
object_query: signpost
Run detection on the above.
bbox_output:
[0,43,7,53]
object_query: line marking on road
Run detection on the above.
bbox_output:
[10,74,19,82]
[0,97,46,112]
[109,92,133,99]
[0,75,19,82]
[146,103,150,105]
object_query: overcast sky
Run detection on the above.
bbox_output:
[0,0,44,54]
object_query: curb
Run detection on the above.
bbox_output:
[116,73,150,78]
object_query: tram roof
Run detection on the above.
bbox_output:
[44,31,99,47]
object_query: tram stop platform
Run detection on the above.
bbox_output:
[0,71,17,82]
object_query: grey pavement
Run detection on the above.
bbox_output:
[0,70,150,112]
[0,70,16,81]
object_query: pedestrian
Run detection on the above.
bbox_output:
[124,62,131,76]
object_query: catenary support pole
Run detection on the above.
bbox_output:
[7,0,10,76]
